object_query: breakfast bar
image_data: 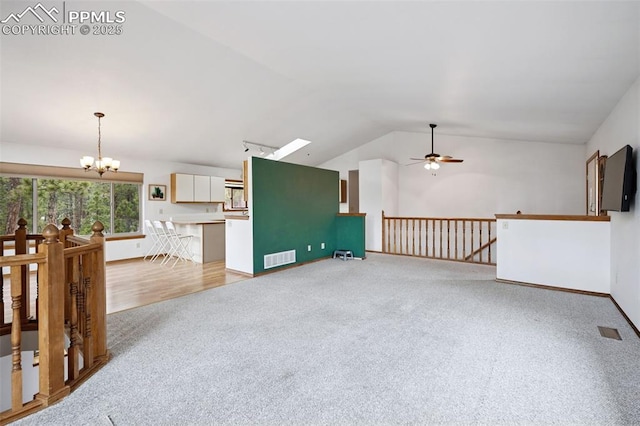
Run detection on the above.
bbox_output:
[171,219,225,263]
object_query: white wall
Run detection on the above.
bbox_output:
[321,131,585,218]
[586,76,640,329]
[358,159,398,251]
[0,142,242,261]
[225,157,253,275]
[496,218,610,293]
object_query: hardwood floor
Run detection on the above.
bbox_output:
[105,258,248,314]
[2,258,249,322]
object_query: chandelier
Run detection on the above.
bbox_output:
[80,112,120,177]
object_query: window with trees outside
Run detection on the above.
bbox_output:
[0,163,142,236]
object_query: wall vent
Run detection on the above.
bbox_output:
[264,250,296,269]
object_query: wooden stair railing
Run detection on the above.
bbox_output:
[464,237,497,262]
[0,219,109,424]
[381,211,497,265]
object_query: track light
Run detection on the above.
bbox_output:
[242,140,277,155]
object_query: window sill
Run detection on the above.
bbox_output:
[106,233,145,242]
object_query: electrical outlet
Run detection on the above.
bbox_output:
[307,245,312,252]
[206,208,210,213]
[136,242,140,249]
[159,208,163,214]
[502,221,508,230]
[321,242,325,249]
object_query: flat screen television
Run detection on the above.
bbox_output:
[600,145,636,212]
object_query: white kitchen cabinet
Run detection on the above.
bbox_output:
[194,175,211,202]
[171,173,226,203]
[171,173,195,203]
[210,176,225,202]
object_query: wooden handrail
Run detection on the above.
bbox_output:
[63,243,102,258]
[464,237,497,261]
[381,212,497,266]
[0,218,109,423]
[0,253,47,266]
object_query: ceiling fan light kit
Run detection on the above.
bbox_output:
[409,123,463,170]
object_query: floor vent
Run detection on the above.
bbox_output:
[264,250,296,269]
[597,326,622,340]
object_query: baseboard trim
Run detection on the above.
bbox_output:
[496,278,640,339]
[609,296,640,339]
[224,268,254,278]
[495,278,609,297]
[379,250,496,266]
[253,255,333,277]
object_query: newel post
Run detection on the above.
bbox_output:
[58,217,74,247]
[36,225,70,406]
[89,221,108,360]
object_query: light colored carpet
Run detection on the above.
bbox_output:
[14,253,640,425]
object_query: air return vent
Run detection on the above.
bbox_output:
[597,326,622,340]
[264,250,296,269]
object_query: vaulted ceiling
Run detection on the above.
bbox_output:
[1,1,638,170]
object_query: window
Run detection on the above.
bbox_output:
[0,163,143,235]
[224,180,246,211]
[0,177,33,234]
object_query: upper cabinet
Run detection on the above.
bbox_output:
[194,175,210,202]
[171,173,225,203]
[172,173,195,203]
[210,176,225,202]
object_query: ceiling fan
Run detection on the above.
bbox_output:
[409,124,463,170]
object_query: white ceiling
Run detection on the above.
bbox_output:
[1,1,638,170]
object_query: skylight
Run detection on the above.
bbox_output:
[266,138,311,161]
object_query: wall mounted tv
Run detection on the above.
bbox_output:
[600,144,636,212]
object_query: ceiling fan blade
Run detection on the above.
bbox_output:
[439,158,464,163]
[405,160,427,166]
[409,157,426,161]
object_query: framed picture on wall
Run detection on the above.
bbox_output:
[149,184,166,201]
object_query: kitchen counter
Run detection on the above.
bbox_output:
[171,219,226,225]
[224,214,249,220]
[172,221,225,263]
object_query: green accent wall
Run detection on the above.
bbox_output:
[252,157,339,274]
[336,215,366,258]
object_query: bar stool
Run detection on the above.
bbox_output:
[144,219,163,261]
[164,221,195,267]
[151,220,171,263]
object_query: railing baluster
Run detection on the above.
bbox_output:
[15,218,29,321]
[479,220,483,264]
[454,220,459,260]
[381,211,386,253]
[432,219,436,258]
[462,220,467,260]
[447,219,451,260]
[412,219,415,255]
[68,257,80,381]
[11,265,24,411]
[418,219,423,257]
[470,221,475,263]
[488,222,491,263]
[392,219,397,253]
